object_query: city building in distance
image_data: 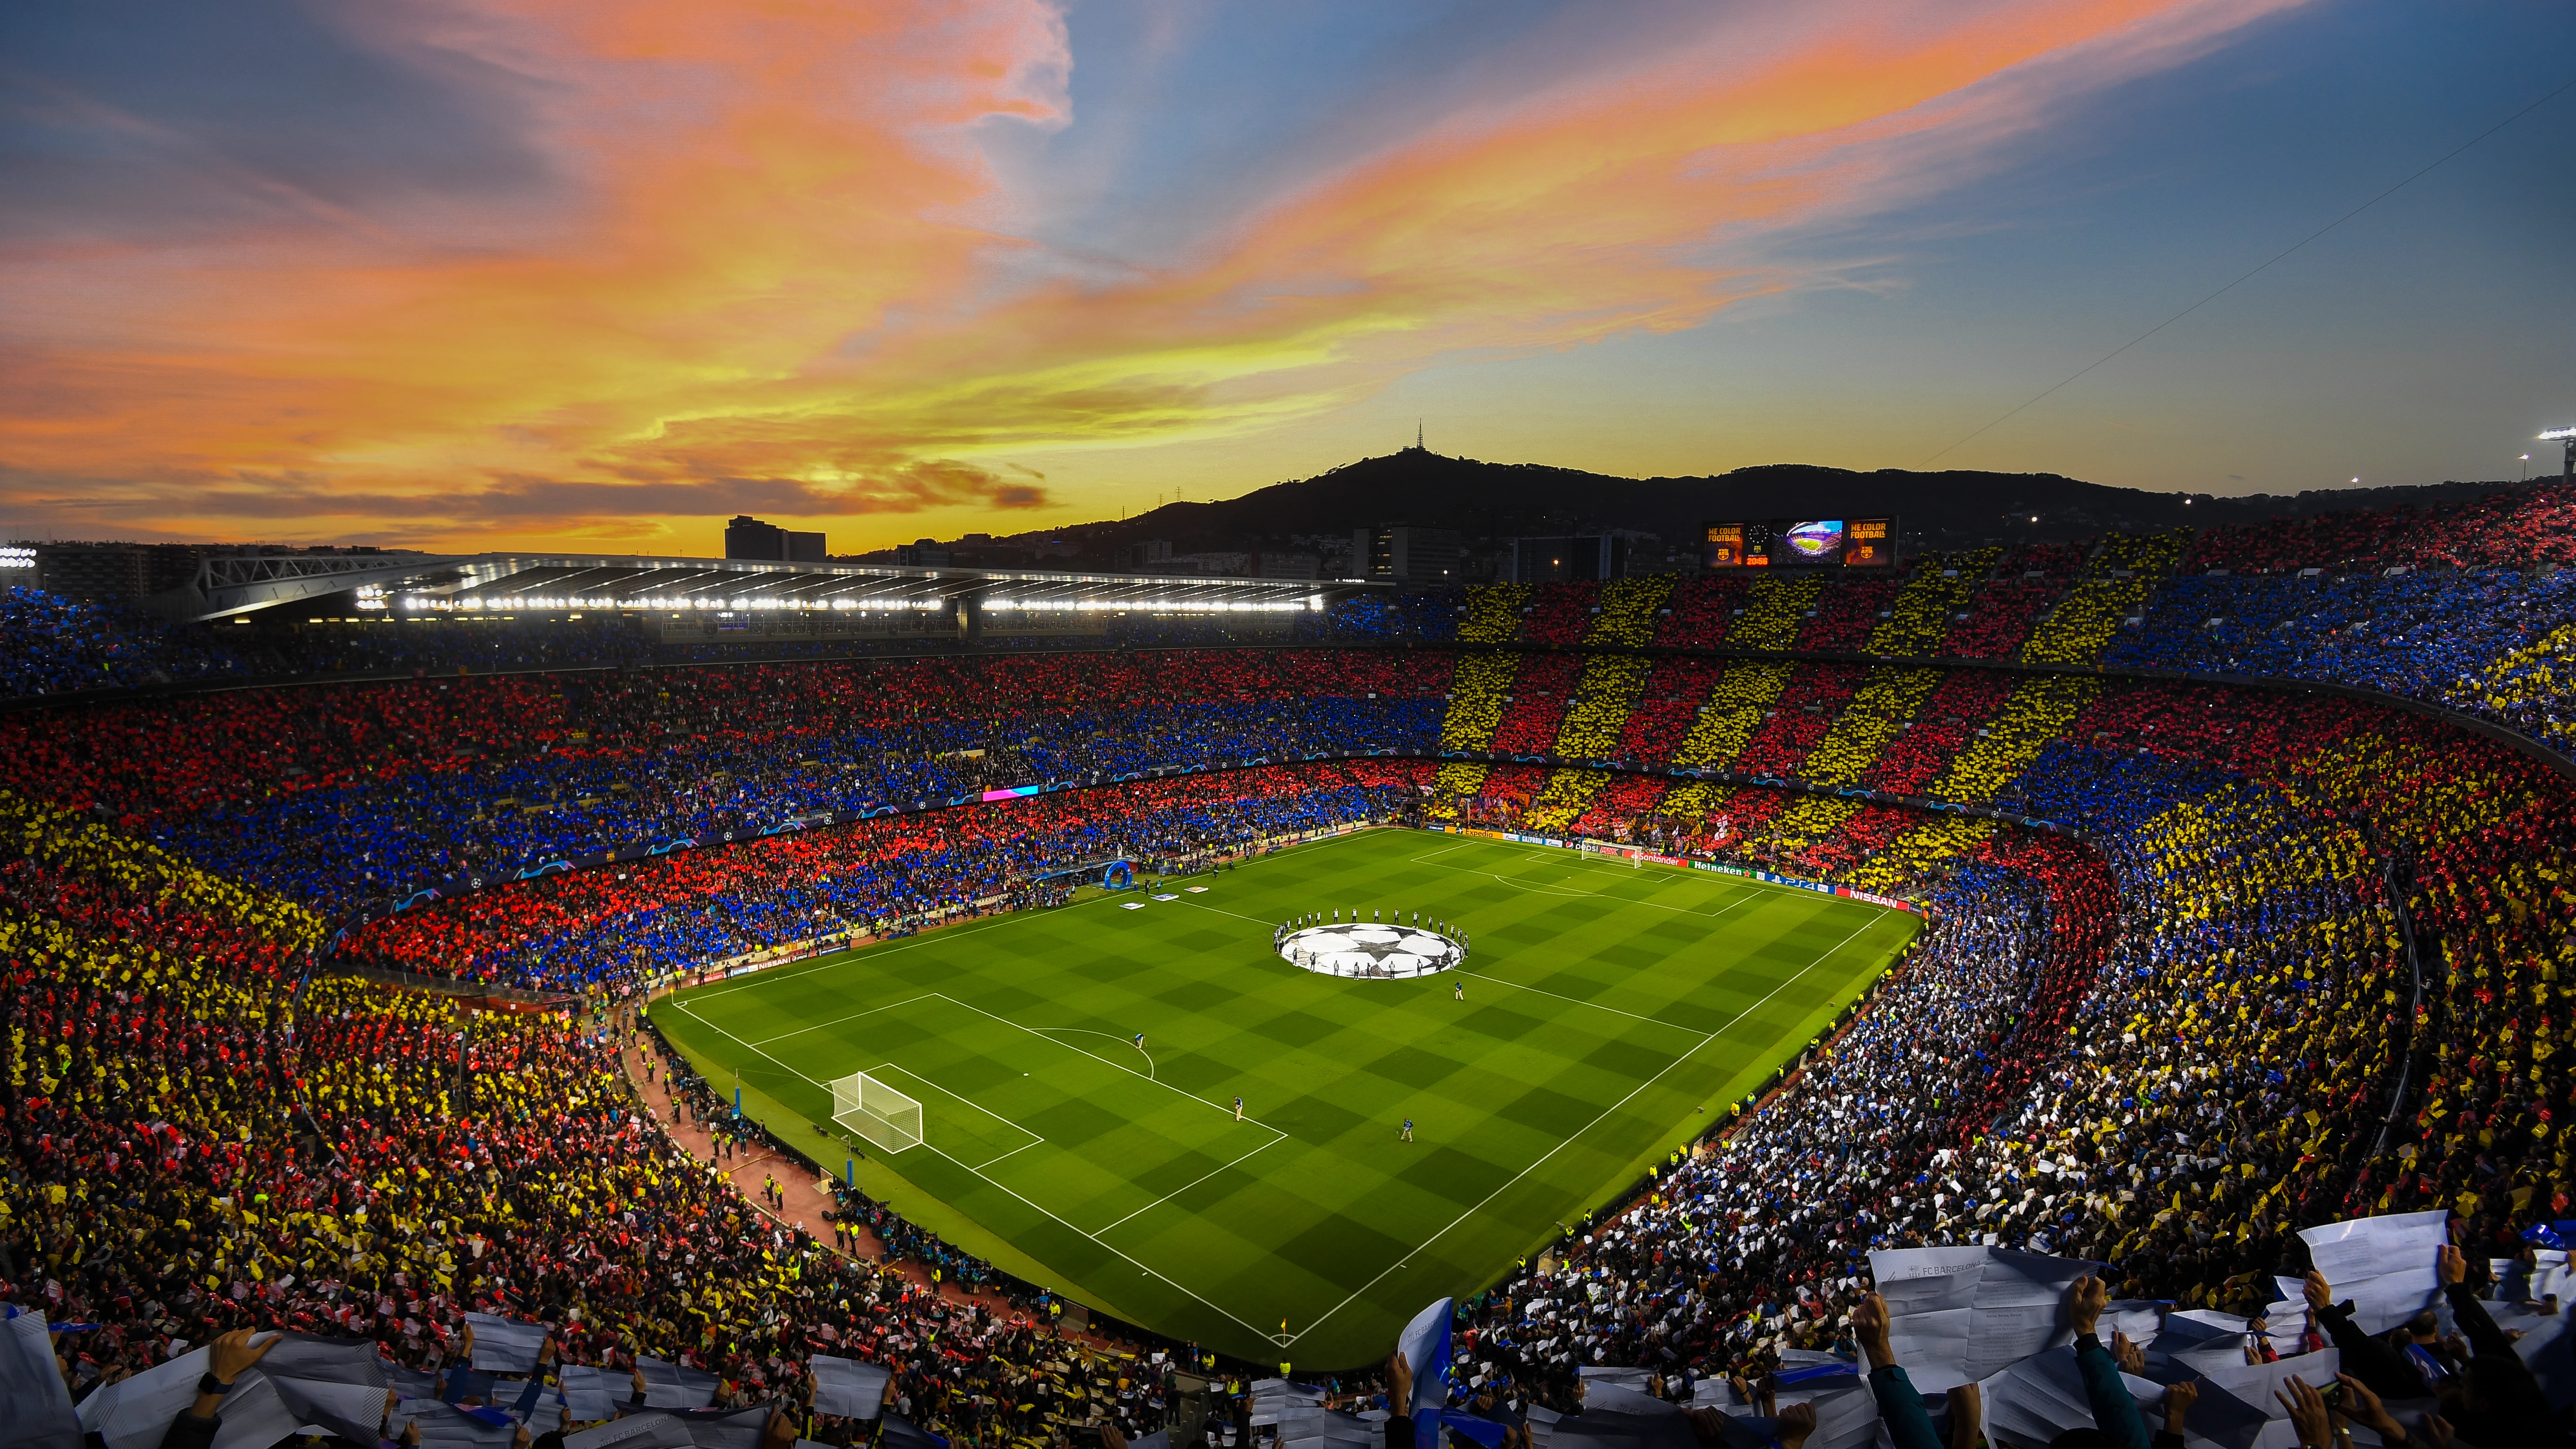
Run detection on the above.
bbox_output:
[725,514,826,564]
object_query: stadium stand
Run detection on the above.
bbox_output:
[1649,576,1750,649]
[335,762,1431,991]
[0,786,1256,1443]
[12,483,2576,1449]
[0,652,1452,919]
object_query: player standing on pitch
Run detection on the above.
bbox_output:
[1234,1096,1244,1122]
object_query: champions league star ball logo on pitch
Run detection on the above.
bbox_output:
[1276,921,1465,978]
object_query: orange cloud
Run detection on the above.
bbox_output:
[0,0,2303,547]
[825,0,2310,454]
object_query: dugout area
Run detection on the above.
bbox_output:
[654,827,1916,1368]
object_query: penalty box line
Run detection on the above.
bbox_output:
[1282,906,1892,1349]
[1411,832,1788,915]
[856,1060,1043,1173]
[934,992,1291,1146]
[668,997,1293,1350]
[746,961,1302,1251]
[858,1033,1284,1243]
[749,992,941,1048]
[1518,851,1748,898]
[738,989,1285,1154]
[1456,859,1767,922]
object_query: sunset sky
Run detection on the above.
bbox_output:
[3,0,2570,554]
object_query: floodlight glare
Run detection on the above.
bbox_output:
[2541,427,2576,442]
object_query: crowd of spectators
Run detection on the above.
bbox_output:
[1609,657,1725,763]
[0,651,1451,919]
[1517,766,1610,835]
[1649,577,1751,649]
[13,480,2576,1447]
[2183,478,2576,575]
[1853,669,2019,798]
[6,680,2575,1445]
[1518,583,1595,648]
[1430,825,2103,1356]
[1665,662,1793,773]
[2471,621,2576,751]
[2103,568,2576,752]
[1486,654,1585,756]
[23,617,2554,1007]
[1546,656,1654,760]
[1723,663,1864,781]
[1864,548,1994,658]
[339,762,1430,991]
[1567,773,1675,843]
[0,593,684,696]
[1413,672,2576,1446]
[2019,533,2192,668]
[10,485,2574,788]
[1369,484,2576,754]
[0,785,1247,1449]
[1436,653,1518,753]
[0,586,258,695]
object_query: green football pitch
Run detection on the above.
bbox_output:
[653,827,1916,1368]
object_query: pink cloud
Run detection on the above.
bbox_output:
[0,0,2307,546]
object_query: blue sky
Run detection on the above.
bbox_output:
[2,0,2569,550]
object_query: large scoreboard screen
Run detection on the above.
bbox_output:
[1842,516,1895,567]
[1702,517,1895,570]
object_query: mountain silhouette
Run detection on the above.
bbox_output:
[1015,449,2520,559]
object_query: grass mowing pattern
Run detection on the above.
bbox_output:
[655,828,1915,1367]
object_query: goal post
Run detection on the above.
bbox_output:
[830,1071,923,1153]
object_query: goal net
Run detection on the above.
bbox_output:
[830,1071,923,1153]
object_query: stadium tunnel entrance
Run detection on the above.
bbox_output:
[1034,855,1138,891]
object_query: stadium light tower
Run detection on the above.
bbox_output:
[2544,426,2576,481]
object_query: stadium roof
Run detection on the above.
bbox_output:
[157,550,1374,620]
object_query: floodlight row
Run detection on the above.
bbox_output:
[982,597,1320,613]
[398,592,1320,613]
[403,594,945,612]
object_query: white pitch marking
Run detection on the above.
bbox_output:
[1281,907,1891,1346]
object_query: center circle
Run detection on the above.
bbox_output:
[1277,923,1465,979]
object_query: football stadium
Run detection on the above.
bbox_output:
[14,482,2576,1449]
[9,6,2576,1449]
